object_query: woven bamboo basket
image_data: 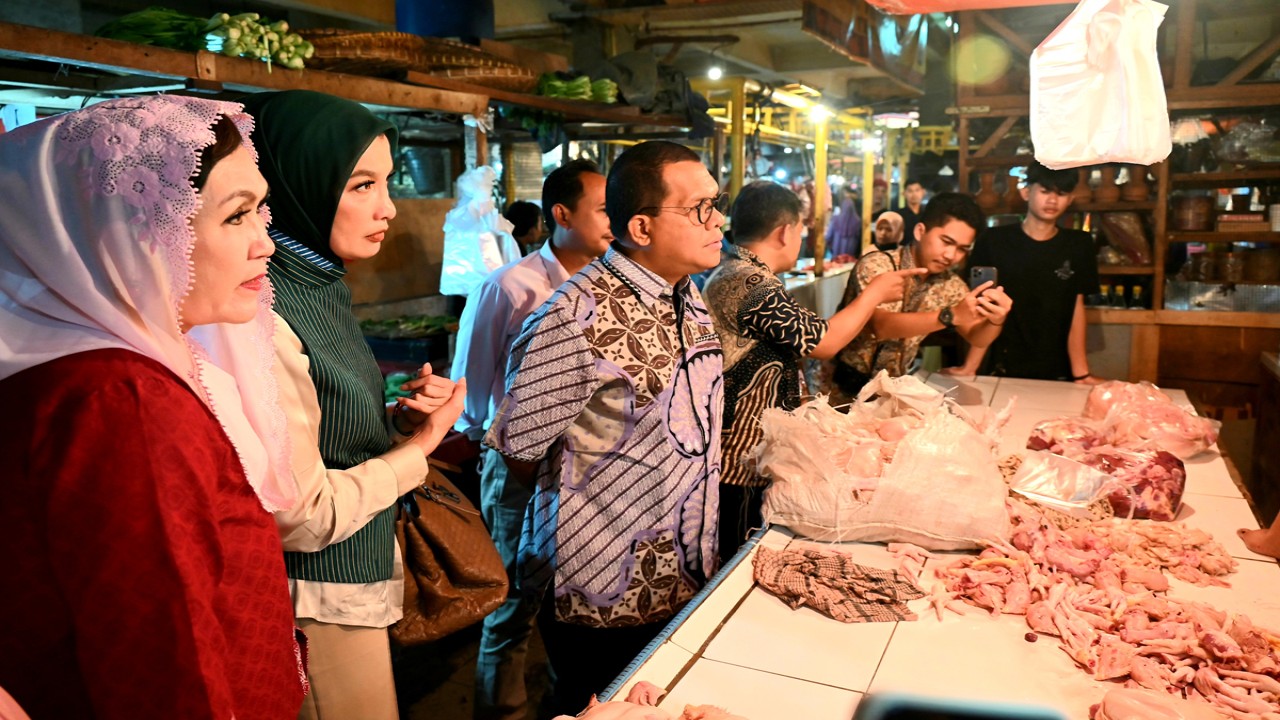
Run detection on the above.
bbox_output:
[300,29,429,76]
[419,37,510,69]
[431,66,538,93]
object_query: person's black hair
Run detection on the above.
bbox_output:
[192,116,243,191]
[731,180,801,246]
[607,140,702,241]
[904,177,924,189]
[918,192,986,234]
[504,200,542,239]
[541,158,600,230]
[1024,161,1078,193]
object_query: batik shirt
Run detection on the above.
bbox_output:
[835,246,967,377]
[704,245,827,487]
[485,248,723,628]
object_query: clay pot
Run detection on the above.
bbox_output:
[1072,168,1093,206]
[1094,164,1122,204]
[975,171,1000,211]
[1121,164,1150,202]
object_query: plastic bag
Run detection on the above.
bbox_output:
[1099,212,1152,265]
[1072,446,1186,521]
[1083,380,1170,420]
[1031,0,1172,169]
[1009,451,1115,519]
[438,166,522,297]
[760,404,1010,550]
[1027,416,1108,455]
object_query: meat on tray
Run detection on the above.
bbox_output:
[1081,381,1220,460]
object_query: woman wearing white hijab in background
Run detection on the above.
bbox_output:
[0,96,306,719]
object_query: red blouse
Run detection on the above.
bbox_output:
[0,349,304,719]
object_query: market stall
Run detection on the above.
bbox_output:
[605,374,1276,720]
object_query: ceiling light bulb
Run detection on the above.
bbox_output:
[708,66,723,80]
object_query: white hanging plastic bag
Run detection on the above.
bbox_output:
[1031,0,1172,169]
[439,166,522,297]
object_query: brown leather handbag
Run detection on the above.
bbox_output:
[391,467,508,646]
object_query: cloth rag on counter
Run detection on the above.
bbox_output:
[752,546,924,623]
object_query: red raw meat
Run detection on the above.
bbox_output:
[1072,447,1186,522]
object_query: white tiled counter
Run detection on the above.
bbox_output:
[605,376,1277,720]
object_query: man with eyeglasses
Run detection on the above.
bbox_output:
[704,181,925,560]
[484,141,726,716]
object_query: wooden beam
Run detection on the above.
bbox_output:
[1217,33,1280,86]
[973,11,1035,59]
[1172,0,1198,90]
[202,55,489,117]
[972,114,1020,158]
[0,21,195,78]
[1167,82,1280,110]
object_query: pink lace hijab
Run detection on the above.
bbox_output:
[0,95,295,512]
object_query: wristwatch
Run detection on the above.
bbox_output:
[938,305,956,329]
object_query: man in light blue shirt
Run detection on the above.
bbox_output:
[451,159,612,720]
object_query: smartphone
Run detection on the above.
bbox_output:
[853,693,1067,720]
[969,266,998,291]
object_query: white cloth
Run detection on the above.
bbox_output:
[451,240,570,440]
[439,166,522,297]
[0,95,295,513]
[270,315,428,627]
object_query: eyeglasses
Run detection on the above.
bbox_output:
[640,192,730,226]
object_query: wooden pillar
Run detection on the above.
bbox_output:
[501,141,517,205]
[812,114,830,277]
[729,78,747,200]
[861,147,875,255]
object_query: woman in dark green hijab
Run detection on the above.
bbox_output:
[243,89,465,720]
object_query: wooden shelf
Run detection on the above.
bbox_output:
[403,70,689,128]
[0,22,489,117]
[1077,201,1157,212]
[1171,168,1280,186]
[1099,265,1157,275]
[1086,308,1280,328]
[1167,231,1280,244]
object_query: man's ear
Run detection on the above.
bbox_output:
[771,223,790,249]
[627,214,653,247]
[552,203,571,230]
[914,221,925,243]
[1019,185,1031,202]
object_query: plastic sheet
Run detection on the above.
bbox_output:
[1009,451,1115,520]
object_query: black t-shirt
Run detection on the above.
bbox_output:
[967,223,1099,380]
[899,206,921,247]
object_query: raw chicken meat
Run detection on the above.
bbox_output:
[1105,400,1220,460]
[554,683,751,720]
[1090,688,1226,720]
[932,500,1268,719]
[1085,381,1173,420]
[1028,416,1109,455]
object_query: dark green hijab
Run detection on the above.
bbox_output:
[241,90,397,266]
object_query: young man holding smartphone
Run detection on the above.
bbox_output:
[829,193,1012,403]
[961,162,1101,383]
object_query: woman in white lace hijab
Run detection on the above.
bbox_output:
[0,95,306,718]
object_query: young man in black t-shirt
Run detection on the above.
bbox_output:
[960,162,1101,383]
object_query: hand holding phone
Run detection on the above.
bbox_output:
[969,266,998,292]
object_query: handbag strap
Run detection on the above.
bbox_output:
[398,479,481,519]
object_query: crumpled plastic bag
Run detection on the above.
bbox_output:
[1010,450,1116,520]
[758,380,1010,550]
[438,166,522,297]
[1031,0,1172,169]
[1027,416,1109,455]
[1084,379,1170,419]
